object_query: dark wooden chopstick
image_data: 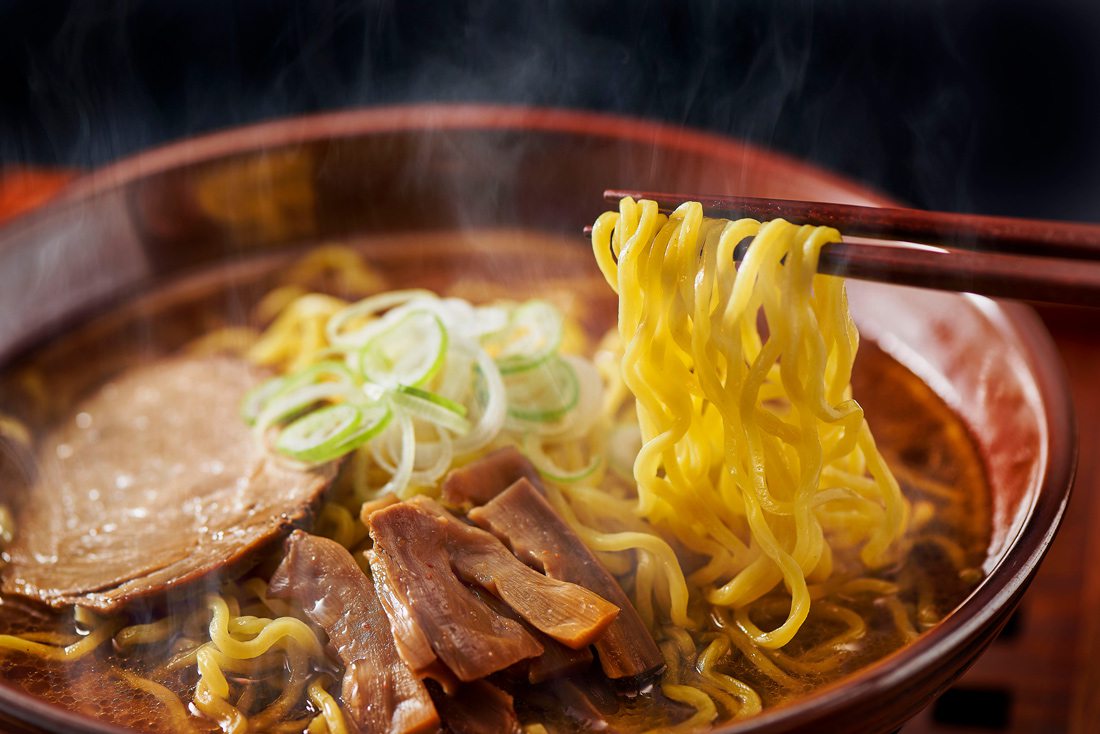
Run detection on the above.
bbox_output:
[592,189,1100,307]
[607,190,1100,260]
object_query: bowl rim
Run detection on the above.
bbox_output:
[1,104,895,247]
[0,104,1077,734]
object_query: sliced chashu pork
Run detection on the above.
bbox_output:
[2,356,336,612]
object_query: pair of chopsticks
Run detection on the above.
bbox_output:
[591,189,1100,308]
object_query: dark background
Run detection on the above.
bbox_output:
[2,0,1099,222]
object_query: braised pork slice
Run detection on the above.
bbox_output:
[468,479,665,683]
[268,531,438,734]
[2,357,336,613]
[440,446,543,509]
[367,497,618,682]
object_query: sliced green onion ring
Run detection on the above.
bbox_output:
[470,305,510,339]
[505,356,580,423]
[327,401,392,455]
[275,404,363,462]
[241,375,290,425]
[529,355,604,440]
[432,344,476,407]
[377,413,416,498]
[244,360,359,427]
[452,351,507,455]
[359,310,448,388]
[275,401,391,463]
[325,289,436,349]
[409,428,454,486]
[395,384,467,416]
[284,360,359,387]
[392,385,471,435]
[522,433,601,484]
[254,382,361,435]
[490,300,564,374]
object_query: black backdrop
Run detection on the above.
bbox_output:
[2,0,1099,223]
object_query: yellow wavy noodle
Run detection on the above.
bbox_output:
[478,198,921,724]
[100,588,338,733]
[14,631,80,645]
[591,198,908,651]
[190,593,337,732]
[256,285,313,324]
[113,666,195,733]
[696,637,763,719]
[205,594,318,667]
[244,650,315,731]
[193,653,247,734]
[659,628,718,729]
[307,676,348,734]
[315,502,370,550]
[753,601,866,676]
[115,618,177,651]
[882,596,920,643]
[279,244,389,297]
[247,293,348,372]
[0,617,121,661]
[656,626,769,729]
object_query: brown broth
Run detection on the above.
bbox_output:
[0,230,991,732]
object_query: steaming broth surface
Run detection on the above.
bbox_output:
[0,230,990,732]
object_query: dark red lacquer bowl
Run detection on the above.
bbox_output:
[0,106,1075,734]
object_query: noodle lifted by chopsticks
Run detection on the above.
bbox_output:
[591,197,909,649]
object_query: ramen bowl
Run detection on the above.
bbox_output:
[0,106,1075,734]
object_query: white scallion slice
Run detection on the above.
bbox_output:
[250,360,360,428]
[489,300,563,374]
[392,385,471,435]
[244,359,360,426]
[289,360,362,386]
[325,289,436,349]
[452,350,507,455]
[522,355,605,440]
[253,382,360,436]
[409,428,454,485]
[359,310,448,388]
[241,375,290,425]
[471,305,510,337]
[522,433,601,484]
[275,404,361,462]
[505,356,580,422]
[274,402,391,463]
[377,413,416,498]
